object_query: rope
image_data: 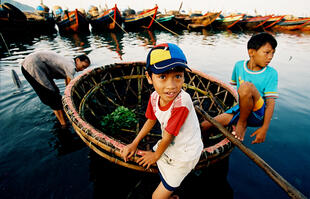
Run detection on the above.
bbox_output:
[0,33,11,56]
[108,14,128,34]
[173,18,188,29]
[149,16,179,36]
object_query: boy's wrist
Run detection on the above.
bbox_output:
[153,151,162,160]
[131,140,139,148]
[261,124,269,131]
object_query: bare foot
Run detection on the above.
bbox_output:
[170,195,179,199]
[233,121,247,141]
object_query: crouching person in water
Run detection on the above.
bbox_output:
[21,50,90,127]
[202,32,278,144]
[121,43,203,199]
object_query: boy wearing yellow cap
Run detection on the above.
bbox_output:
[121,43,203,199]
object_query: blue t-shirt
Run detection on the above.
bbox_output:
[230,60,278,99]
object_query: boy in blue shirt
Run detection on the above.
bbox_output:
[201,32,278,144]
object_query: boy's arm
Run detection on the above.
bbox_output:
[137,130,174,169]
[121,119,156,162]
[251,98,275,144]
[65,77,71,85]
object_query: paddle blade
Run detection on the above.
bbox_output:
[11,69,23,89]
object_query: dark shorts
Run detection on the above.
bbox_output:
[225,103,265,127]
[21,66,63,110]
[159,171,176,191]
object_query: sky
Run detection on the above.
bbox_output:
[14,0,310,16]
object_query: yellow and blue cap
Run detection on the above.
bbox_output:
[146,43,190,74]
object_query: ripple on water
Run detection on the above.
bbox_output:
[1,30,310,199]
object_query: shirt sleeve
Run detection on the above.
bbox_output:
[230,63,237,86]
[165,106,189,136]
[264,69,278,99]
[64,62,76,79]
[145,96,156,120]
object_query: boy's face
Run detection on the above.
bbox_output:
[249,42,275,68]
[75,58,90,71]
[146,70,184,106]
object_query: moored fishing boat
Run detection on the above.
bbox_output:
[164,1,189,30]
[88,4,122,32]
[63,62,238,173]
[0,3,27,34]
[123,5,158,31]
[23,11,56,33]
[213,13,245,30]
[153,14,176,30]
[262,15,285,29]
[300,20,310,31]
[238,15,272,30]
[271,17,310,31]
[53,6,89,33]
[0,3,55,35]
[171,12,190,30]
[183,12,202,26]
[187,11,222,30]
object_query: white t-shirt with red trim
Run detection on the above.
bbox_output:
[146,89,203,161]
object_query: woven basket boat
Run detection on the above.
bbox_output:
[63,62,238,173]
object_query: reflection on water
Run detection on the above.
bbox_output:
[48,125,86,156]
[136,30,157,46]
[92,31,125,60]
[61,33,91,49]
[1,29,310,199]
[88,151,232,198]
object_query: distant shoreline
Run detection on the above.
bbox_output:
[7,0,310,17]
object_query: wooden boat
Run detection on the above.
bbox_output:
[122,8,136,17]
[271,17,310,31]
[163,9,190,30]
[213,14,245,30]
[238,15,272,30]
[153,14,176,30]
[0,3,56,35]
[54,8,89,33]
[187,12,222,30]
[123,5,158,31]
[263,15,285,29]
[88,4,122,32]
[0,3,27,34]
[173,14,190,30]
[63,62,238,173]
[23,11,56,33]
[300,20,310,31]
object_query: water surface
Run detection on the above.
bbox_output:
[1,29,310,198]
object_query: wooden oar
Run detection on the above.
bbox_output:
[195,106,307,199]
[0,32,11,56]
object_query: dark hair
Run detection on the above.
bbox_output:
[247,32,277,50]
[74,54,90,64]
[146,66,185,78]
